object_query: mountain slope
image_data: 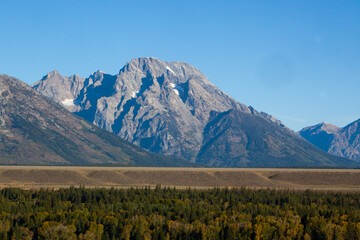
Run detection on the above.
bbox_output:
[300,120,360,162]
[31,70,85,112]
[32,57,358,167]
[299,122,340,153]
[0,74,192,166]
[198,110,357,167]
[33,57,254,162]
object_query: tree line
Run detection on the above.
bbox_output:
[0,186,360,239]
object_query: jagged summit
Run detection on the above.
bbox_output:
[300,119,360,162]
[91,70,106,76]
[120,57,202,77]
[38,70,84,84]
[32,71,85,111]
[37,70,60,82]
[32,58,357,167]
[301,122,341,135]
[46,70,60,77]
[118,57,216,93]
[1,74,190,166]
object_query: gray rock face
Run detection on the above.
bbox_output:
[32,70,85,112]
[299,120,360,162]
[33,57,254,162]
[1,74,191,166]
[197,110,356,167]
[33,57,355,167]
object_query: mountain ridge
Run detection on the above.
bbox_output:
[32,57,358,167]
[197,109,355,167]
[33,57,256,162]
[300,119,360,162]
[0,74,193,167]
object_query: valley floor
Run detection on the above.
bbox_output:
[0,166,359,192]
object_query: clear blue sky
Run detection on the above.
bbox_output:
[0,0,359,131]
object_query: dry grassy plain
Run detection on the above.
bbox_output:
[0,166,360,192]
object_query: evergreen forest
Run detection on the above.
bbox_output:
[0,186,359,239]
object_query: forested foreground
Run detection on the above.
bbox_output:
[0,187,360,239]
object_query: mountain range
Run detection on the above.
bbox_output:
[31,57,357,167]
[0,74,192,166]
[299,119,360,162]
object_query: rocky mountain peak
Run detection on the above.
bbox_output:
[47,69,60,77]
[32,58,357,167]
[120,57,207,85]
[300,119,360,162]
[301,122,341,135]
[0,74,190,166]
[94,70,106,76]
[319,122,340,131]
[31,71,85,111]
[341,119,360,139]
[32,59,253,161]
[38,70,61,82]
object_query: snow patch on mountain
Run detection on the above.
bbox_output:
[131,91,139,98]
[170,83,183,96]
[61,99,74,106]
[166,66,175,75]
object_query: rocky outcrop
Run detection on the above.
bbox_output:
[34,57,253,162]
[197,110,355,167]
[300,120,360,162]
[32,70,85,112]
[0,74,191,166]
[32,57,357,167]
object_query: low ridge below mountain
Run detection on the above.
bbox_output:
[0,74,192,166]
[32,57,358,167]
[198,110,354,167]
[300,120,360,162]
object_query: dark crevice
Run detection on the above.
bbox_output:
[178,80,189,104]
[112,73,154,135]
[112,98,137,134]
[75,74,117,123]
